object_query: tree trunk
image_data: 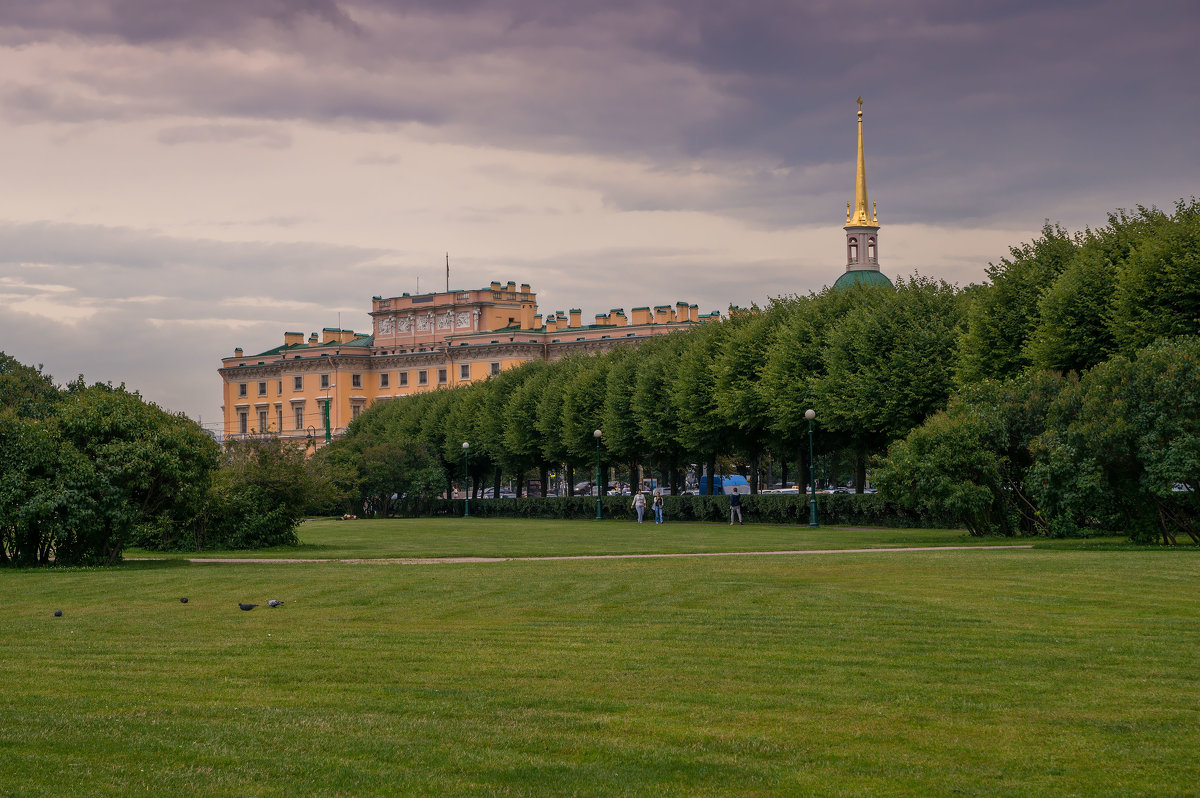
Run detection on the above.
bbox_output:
[706,454,717,495]
[567,463,575,497]
[750,455,760,494]
[539,465,548,498]
[855,454,866,494]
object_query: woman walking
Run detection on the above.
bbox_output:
[653,491,664,524]
[631,491,646,523]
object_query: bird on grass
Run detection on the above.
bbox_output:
[238,603,258,611]
[267,600,284,608]
[54,610,62,617]
[180,597,188,603]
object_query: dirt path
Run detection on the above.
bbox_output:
[138,544,1034,566]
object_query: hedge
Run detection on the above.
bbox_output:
[393,493,962,528]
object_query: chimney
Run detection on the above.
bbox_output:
[308,333,319,346]
[689,304,699,322]
[519,283,531,294]
[631,307,652,325]
[322,328,339,344]
[490,281,502,291]
[234,347,243,357]
[569,309,582,328]
[284,331,303,346]
[653,306,672,324]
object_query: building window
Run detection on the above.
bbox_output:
[380,373,390,388]
[418,370,428,386]
[258,382,267,396]
[320,374,329,389]
[867,238,877,262]
[460,364,470,380]
[238,383,247,397]
[399,372,409,387]
[276,407,283,431]
[276,380,283,394]
[848,239,858,263]
[294,375,303,391]
[352,373,362,389]
[239,411,248,435]
[490,362,501,376]
[352,404,363,420]
[258,410,268,432]
[294,405,304,429]
[438,368,447,385]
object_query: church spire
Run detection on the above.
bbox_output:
[847,97,877,226]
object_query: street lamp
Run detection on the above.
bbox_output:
[593,429,603,520]
[805,408,819,528]
[462,441,470,517]
[323,383,336,444]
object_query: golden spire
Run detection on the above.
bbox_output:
[847,97,878,226]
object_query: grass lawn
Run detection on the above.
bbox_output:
[4,521,1197,796]
[125,517,1126,560]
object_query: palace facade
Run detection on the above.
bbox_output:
[218,280,717,444]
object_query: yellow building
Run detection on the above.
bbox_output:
[218,280,716,445]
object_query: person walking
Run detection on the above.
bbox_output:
[632,490,646,523]
[729,487,743,525]
[653,490,664,524]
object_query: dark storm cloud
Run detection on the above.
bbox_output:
[0,0,1196,227]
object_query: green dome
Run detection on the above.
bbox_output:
[832,269,894,290]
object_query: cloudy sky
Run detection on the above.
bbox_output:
[1,0,1196,426]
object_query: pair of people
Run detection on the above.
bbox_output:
[631,490,665,524]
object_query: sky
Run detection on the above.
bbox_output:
[1,0,1197,427]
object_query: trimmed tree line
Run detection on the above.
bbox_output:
[333,199,1200,543]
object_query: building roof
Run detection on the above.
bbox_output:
[833,269,894,290]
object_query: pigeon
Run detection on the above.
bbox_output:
[180,597,188,603]
[267,600,284,608]
[238,603,258,611]
[54,610,62,617]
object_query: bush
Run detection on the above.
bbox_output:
[396,493,960,528]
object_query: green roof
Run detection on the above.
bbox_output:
[833,269,894,290]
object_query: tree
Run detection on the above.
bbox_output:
[956,223,1080,384]
[57,383,220,561]
[0,353,60,420]
[1030,337,1200,544]
[671,320,734,493]
[1110,199,1200,353]
[876,372,1064,536]
[815,277,966,490]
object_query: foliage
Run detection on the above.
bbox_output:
[875,372,1063,536]
[0,352,60,420]
[1029,337,1200,544]
[956,223,1080,384]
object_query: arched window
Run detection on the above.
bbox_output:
[867,238,877,262]
[848,239,858,264]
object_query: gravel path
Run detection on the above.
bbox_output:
[138,544,1034,566]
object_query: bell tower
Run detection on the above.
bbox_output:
[844,97,880,270]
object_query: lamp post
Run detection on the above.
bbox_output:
[323,384,336,444]
[593,429,603,520]
[805,408,819,528]
[462,441,470,517]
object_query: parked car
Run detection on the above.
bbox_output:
[480,488,517,499]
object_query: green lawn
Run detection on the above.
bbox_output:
[126,517,1120,560]
[4,522,1197,796]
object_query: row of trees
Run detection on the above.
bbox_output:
[332,199,1200,543]
[327,274,968,513]
[0,353,330,565]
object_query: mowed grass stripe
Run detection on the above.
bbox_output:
[2,547,1198,796]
